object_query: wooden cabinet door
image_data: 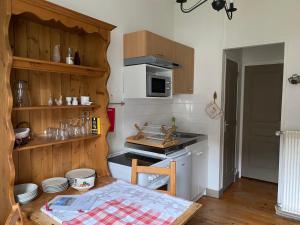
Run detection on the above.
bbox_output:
[145,31,175,61]
[173,43,194,94]
[124,31,174,61]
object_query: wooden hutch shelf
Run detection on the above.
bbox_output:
[12,57,106,77]
[12,105,100,111]
[0,0,116,224]
[15,134,100,152]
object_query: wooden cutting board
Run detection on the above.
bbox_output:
[126,136,179,149]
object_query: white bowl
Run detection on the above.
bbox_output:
[71,176,95,192]
[14,183,38,203]
[65,168,95,179]
[14,128,30,139]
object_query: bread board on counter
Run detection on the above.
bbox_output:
[126,136,179,149]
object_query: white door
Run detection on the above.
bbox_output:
[173,152,192,200]
[242,64,283,183]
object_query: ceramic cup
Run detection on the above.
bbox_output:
[80,96,90,105]
[72,97,78,106]
[66,97,72,105]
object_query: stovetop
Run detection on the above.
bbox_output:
[125,132,208,155]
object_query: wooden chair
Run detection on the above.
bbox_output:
[131,159,176,196]
[5,204,22,225]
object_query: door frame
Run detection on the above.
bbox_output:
[220,43,286,192]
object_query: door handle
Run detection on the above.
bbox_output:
[224,121,230,132]
[196,152,203,156]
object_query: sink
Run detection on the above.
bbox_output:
[172,132,200,139]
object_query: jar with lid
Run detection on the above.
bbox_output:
[13,80,31,107]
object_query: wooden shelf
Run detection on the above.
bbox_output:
[15,134,100,151]
[12,105,100,111]
[12,56,106,77]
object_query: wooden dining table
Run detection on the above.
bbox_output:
[21,177,201,225]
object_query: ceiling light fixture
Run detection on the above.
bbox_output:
[176,0,237,20]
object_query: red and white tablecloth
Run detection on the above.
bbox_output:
[42,180,192,224]
[63,199,175,225]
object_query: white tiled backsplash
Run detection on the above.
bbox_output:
[108,96,210,154]
[108,99,173,153]
[172,95,209,134]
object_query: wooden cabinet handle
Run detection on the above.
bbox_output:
[153,54,164,58]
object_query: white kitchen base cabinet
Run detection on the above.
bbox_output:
[186,140,208,201]
[174,151,192,200]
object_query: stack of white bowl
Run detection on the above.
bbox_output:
[42,177,68,193]
[14,183,38,205]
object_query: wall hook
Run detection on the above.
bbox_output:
[288,74,300,85]
[213,92,217,103]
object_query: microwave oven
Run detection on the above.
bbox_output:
[123,64,173,99]
[146,73,171,97]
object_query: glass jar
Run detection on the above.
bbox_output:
[13,80,31,107]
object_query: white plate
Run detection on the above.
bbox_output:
[19,192,38,204]
[42,177,68,187]
[65,168,95,179]
[42,183,68,188]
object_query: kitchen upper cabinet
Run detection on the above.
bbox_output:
[173,43,194,94]
[124,30,174,61]
[124,30,194,94]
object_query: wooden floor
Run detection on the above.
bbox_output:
[187,178,300,225]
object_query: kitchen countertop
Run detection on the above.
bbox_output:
[125,132,208,155]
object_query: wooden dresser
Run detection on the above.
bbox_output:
[0,0,115,224]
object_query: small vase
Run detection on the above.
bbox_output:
[48,96,53,106]
[52,45,61,63]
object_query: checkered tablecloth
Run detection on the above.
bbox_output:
[62,199,175,225]
[42,180,192,224]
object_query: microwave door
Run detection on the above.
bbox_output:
[147,75,169,97]
[152,78,166,96]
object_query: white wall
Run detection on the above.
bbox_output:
[174,0,300,192]
[47,0,175,153]
[173,2,225,191]
[47,0,300,194]
[242,44,285,66]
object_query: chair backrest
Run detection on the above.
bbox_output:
[131,159,176,196]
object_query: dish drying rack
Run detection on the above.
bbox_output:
[126,123,179,148]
